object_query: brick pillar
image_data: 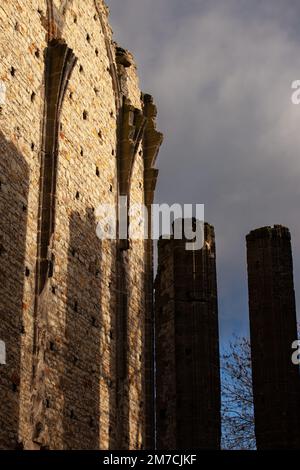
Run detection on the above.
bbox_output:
[246,225,300,449]
[155,222,221,449]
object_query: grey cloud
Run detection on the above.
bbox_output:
[107,0,300,341]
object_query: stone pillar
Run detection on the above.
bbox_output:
[246,225,300,449]
[155,222,221,449]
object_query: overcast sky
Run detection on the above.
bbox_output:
[107,0,300,345]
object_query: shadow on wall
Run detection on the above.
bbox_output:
[63,209,117,449]
[116,247,130,449]
[0,131,29,449]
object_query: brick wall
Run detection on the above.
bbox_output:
[246,225,300,449]
[0,0,162,450]
[155,223,221,449]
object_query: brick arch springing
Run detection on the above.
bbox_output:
[142,94,163,449]
[45,0,74,40]
[36,38,77,297]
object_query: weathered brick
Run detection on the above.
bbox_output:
[0,0,162,450]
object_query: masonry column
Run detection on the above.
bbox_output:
[155,221,221,449]
[246,225,300,449]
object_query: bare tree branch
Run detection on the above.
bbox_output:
[221,335,256,450]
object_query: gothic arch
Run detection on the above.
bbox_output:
[31,17,77,446]
[45,0,74,40]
